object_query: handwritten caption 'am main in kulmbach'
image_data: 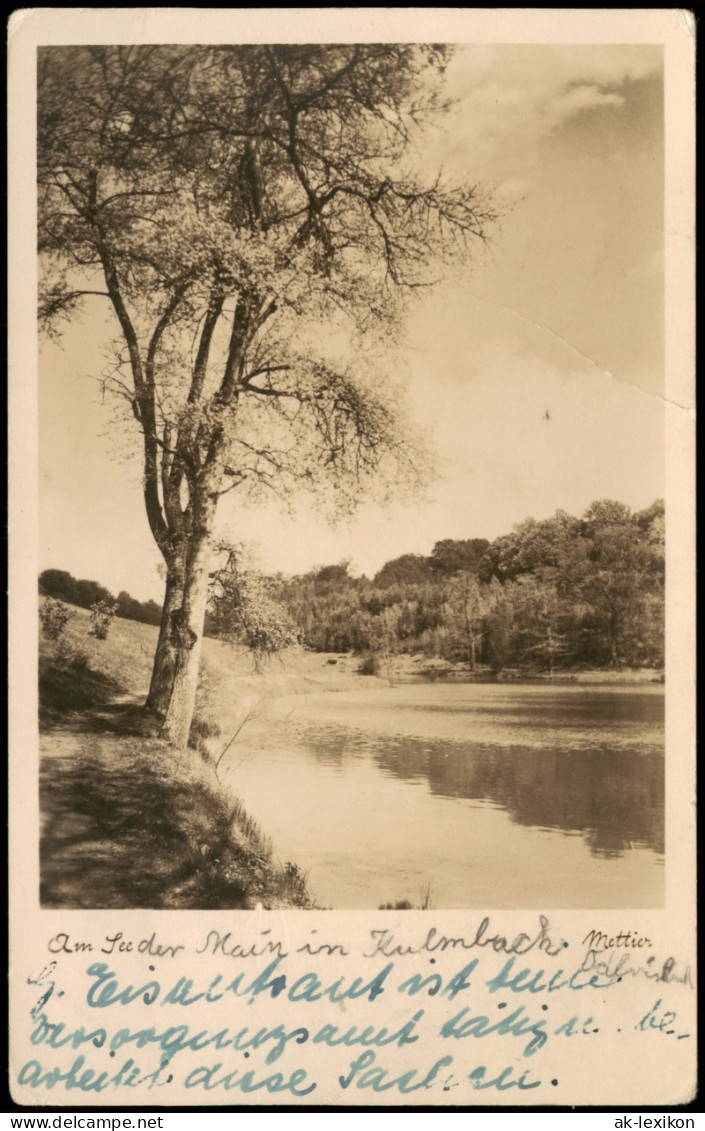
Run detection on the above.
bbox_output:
[17,916,693,1102]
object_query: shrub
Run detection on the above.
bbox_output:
[88,599,119,640]
[189,713,223,761]
[40,598,76,640]
[61,644,91,674]
[279,862,310,903]
[357,653,379,676]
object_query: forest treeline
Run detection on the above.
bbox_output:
[39,570,164,628]
[40,498,664,674]
[274,498,665,672]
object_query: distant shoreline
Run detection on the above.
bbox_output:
[307,650,664,688]
[200,642,665,703]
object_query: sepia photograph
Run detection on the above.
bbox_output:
[10,8,697,1111]
[37,39,666,915]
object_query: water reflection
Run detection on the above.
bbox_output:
[299,692,664,860]
[414,690,664,726]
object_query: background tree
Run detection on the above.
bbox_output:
[442,571,490,671]
[364,605,398,683]
[39,569,78,605]
[38,44,495,747]
[478,511,586,589]
[578,499,657,665]
[207,543,298,670]
[88,599,120,641]
[373,553,433,589]
[484,586,514,672]
[39,598,76,641]
[508,575,570,673]
[73,578,116,611]
[430,538,490,577]
[478,500,664,669]
[40,569,116,611]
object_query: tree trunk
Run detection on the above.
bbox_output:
[160,514,215,750]
[160,542,212,749]
[609,610,619,665]
[146,430,226,749]
[463,600,476,673]
[467,627,476,673]
[145,562,185,717]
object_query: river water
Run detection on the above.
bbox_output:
[226,681,664,910]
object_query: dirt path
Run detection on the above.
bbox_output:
[40,698,245,909]
[40,699,172,907]
[38,691,313,910]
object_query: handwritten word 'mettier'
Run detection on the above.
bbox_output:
[583,929,652,951]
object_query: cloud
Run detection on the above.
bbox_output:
[446,44,661,106]
[427,45,662,196]
[549,83,624,120]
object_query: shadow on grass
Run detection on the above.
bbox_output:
[39,658,120,725]
[40,729,254,908]
[39,655,314,910]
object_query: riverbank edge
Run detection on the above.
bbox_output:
[38,640,319,910]
[36,598,664,909]
[310,649,664,687]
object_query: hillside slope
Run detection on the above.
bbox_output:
[39,606,316,909]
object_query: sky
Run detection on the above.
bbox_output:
[39,44,665,602]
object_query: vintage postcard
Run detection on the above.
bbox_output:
[8,8,696,1108]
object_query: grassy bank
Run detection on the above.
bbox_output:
[38,604,663,909]
[339,650,664,685]
[39,609,316,910]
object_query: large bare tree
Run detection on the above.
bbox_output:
[38,44,495,748]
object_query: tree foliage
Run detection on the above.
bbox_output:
[39,497,664,673]
[206,543,298,670]
[39,598,76,641]
[88,599,120,641]
[275,500,665,670]
[40,569,163,627]
[373,553,433,588]
[39,44,493,521]
[429,538,490,577]
[38,44,496,746]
